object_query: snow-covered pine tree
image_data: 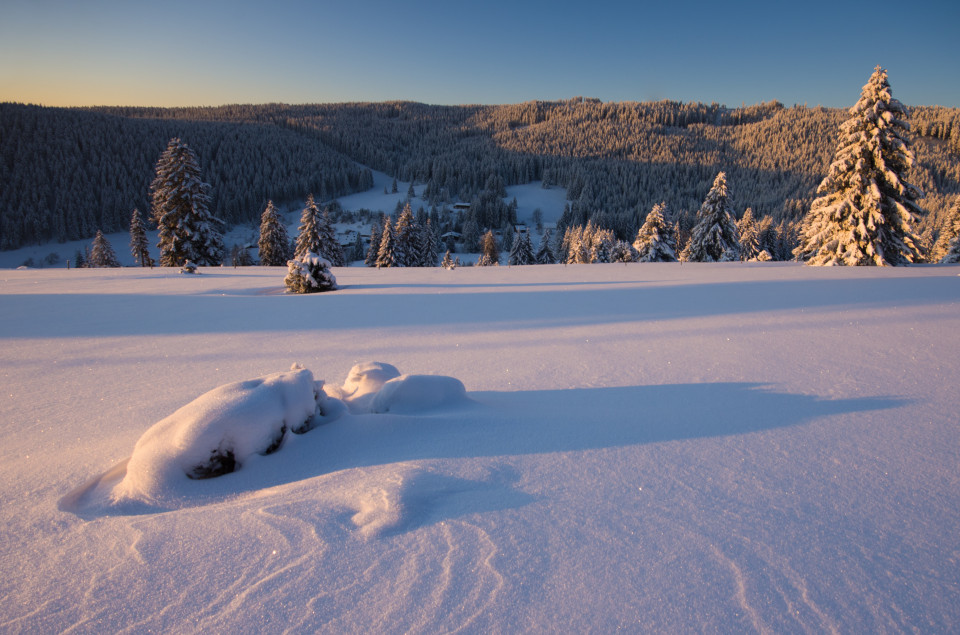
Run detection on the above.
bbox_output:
[129,208,154,268]
[393,203,416,267]
[294,194,322,260]
[508,230,534,265]
[940,198,960,263]
[317,207,345,266]
[611,240,637,263]
[366,218,383,267]
[376,217,397,268]
[794,66,923,266]
[441,250,455,269]
[633,202,677,262]
[257,201,290,266]
[284,253,337,293]
[350,232,366,263]
[418,218,439,266]
[478,230,499,266]
[535,230,556,264]
[737,208,760,261]
[590,227,615,263]
[88,230,121,267]
[682,172,740,262]
[150,137,224,267]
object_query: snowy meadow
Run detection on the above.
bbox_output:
[2,262,959,632]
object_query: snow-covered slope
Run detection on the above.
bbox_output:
[1,263,959,632]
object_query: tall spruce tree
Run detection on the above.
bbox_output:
[940,199,960,264]
[634,202,678,262]
[535,230,556,264]
[393,203,416,267]
[258,201,290,266]
[294,194,322,260]
[683,172,740,262]
[366,218,383,267]
[737,208,760,261]
[88,230,121,268]
[317,208,345,266]
[508,230,535,265]
[794,66,923,266]
[129,208,154,268]
[376,217,397,268]
[478,230,499,266]
[150,137,224,267]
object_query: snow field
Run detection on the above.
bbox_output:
[1,262,960,632]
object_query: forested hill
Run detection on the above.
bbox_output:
[0,103,373,250]
[2,98,959,252]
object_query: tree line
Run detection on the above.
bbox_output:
[1,95,958,256]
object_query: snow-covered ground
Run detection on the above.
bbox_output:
[2,262,959,632]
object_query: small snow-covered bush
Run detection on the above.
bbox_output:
[753,249,773,262]
[285,252,337,293]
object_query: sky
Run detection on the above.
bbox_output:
[1,0,958,109]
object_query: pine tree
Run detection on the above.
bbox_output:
[393,203,416,267]
[419,218,439,266]
[590,227,615,263]
[294,194,322,260]
[441,250,455,269]
[88,230,121,267]
[478,230,499,266]
[683,172,740,262]
[737,208,760,261]
[366,218,383,267]
[611,240,637,262]
[258,201,290,266]
[940,199,960,263]
[317,207,345,266]
[284,253,337,293]
[129,208,154,268]
[508,230,534,265]
[150,137,224,267]
[73,247,86,269]
[794,66,923,266]
[535,230,556,264]
[634,202,677,262]
[376,217,397,268]
[350,232,366,263]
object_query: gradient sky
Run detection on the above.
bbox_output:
[2,0,958,109]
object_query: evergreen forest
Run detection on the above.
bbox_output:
[2,98,959,257]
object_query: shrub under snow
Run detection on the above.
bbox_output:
[284,252,337,293]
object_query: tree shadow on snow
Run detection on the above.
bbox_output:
[64,382,908,522]
[5,275,957,338]
[308,383,909,469]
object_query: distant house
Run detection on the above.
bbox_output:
[452,203,471,212]
[513,224,529,235]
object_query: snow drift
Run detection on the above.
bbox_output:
[60,362,471,513]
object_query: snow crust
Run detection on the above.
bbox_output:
[3,263,960,633]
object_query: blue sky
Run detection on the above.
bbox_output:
[2,0,958,108]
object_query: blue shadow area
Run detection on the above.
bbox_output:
[4,275,959,338]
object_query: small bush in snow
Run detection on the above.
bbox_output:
[285,252,337,293]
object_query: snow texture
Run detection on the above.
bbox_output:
[3,263,960,633]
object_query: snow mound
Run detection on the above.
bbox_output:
[114,365,320,502]
[324,362,469,414]
[63,362,472,514]
[371,375,468,414]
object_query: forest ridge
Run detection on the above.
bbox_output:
[1,98,958,253]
